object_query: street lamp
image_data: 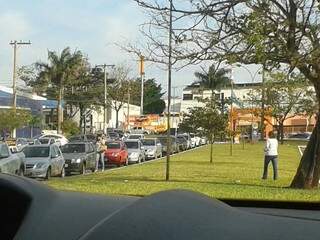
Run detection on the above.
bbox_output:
[236,64,262,143]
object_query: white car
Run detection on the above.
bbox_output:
[128,134,144,140]
[38,134,69,146]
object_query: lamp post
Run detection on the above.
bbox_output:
[236,64,262,143]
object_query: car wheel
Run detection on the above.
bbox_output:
[60,166,65,178]
[45,167,51,180]
[80,163,86,175]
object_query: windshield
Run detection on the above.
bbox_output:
[125,142,139,149]
[141,139,155,146]
[128,135,141,139]
[61,144,85,153]
[107,142,121,149]
[23,147,50,158]
[69,136,83,141]
[39,139,49,144]
[9,1,320,205]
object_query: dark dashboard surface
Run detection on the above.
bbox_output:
[1,174,319,240]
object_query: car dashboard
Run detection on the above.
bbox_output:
[1,174,320,240]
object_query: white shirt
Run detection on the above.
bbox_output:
[265,138,278,156]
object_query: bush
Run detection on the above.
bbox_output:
[61,119,80,137]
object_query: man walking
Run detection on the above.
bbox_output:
[262,131,278,180]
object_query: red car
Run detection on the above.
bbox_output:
[105,141,128,167]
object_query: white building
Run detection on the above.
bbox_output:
[70,101,141,132]
[179,82,261,114]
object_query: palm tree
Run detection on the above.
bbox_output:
[194,64,231,98]
[36,47,83,133]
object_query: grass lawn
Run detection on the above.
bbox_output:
[47,141,320,202]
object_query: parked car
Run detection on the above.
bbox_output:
[38,138,59,145]
[141,138,162,160]
[0,143,25,176]
[61,142,97,175]
[157,136,179,154]
[108,132,120,141]
[38,134,69,146]
[69,134,97,144]
[16,138,30,150]
[176,135,188,151]
[200,136,208,145]
[23,145,65,179]
[124,139,145,164]
[178,134,192,149]
[288,132,311,141]
[190,133,201,147]
[105,141,128,167]
[128,134,144,140]
[5,138,29,152]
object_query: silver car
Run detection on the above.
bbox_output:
[124,139,145,164]
[0,143,25,175]
[141,138,162,160]
[23,145,65,179]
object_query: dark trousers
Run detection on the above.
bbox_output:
[262,155,278,180]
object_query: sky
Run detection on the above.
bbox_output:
[0,0,261,98]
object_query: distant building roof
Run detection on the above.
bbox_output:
[184,82,262,91]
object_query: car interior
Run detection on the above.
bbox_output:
[1,174,320,240]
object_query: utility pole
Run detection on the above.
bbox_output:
[166,0,173,181]
[96,64,115,134]
[260,63,266,140]
[10,40,31,138]
[172,86,178,135]
[127,84,131,131]
[230,79,234,156]
[139,55,145,116]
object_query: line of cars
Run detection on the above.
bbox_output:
[0,130,207,180]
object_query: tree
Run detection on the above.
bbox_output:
[180,99,228,163]
[27,47,84,133]
[133,0,320,189]
[194,64,231,95]
[249,71,311,144]
[130,78,166,114]
[29,115,42,138]
[61,119,80,137]
[107,65,131,128]
[0,109,31,137]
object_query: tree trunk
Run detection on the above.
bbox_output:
[30,125,33,138]
[279,122,284,145]
[210,134,213,164]
[79,105,84,133]
[57,88,63,134]
[290,113,320,189]
[115,109,120,129]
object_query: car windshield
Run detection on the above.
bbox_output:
[39,139,50,144]
[128,135,141,139]
[23,147,50,158]
[141,139,155,146]
[107,142,121,149]
[6,1,320,205]
[61,144,85,153]
[69,136,83,141]
[125,142,139,149]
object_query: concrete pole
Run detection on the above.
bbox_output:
[166,0,173,181]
